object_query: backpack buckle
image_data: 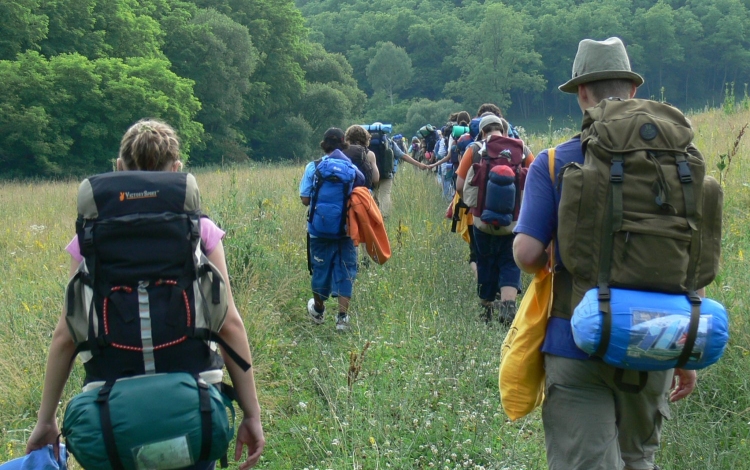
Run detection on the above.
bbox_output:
[82,224,94,248]
[610,161,624,183]
[598,284,611,302]
[676,160,693,183]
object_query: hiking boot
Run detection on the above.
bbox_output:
[481,304,493,324]
[307,298,324,324]
[336,313,351,332]
[498,300,517,325]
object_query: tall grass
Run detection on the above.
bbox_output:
[0,109,748,469]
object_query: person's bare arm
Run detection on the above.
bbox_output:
[367,150,380,184]
[513,233,548,274]
[26,259,80,458]
[209,242,265,469]
[400,151,426,169]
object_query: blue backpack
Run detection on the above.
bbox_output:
[451,133,474,165]
[469,117,482,140]
[308,151,357,238]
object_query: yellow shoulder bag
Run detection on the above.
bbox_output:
[498,147,556,421]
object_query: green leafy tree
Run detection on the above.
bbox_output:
[0,51,202,176]
[404,98,460,136]
[0,0,48,60]
[631,1,684,97]
[284,114,315,160]
[95,0,164,58]
[303,42,366,120]
[38,0,104,58]
[362,91,411,130]
[366,42,413,106]
[445,3,545,113]
[196,0,308,157]
[0,52,67,175]
[164,8,257,164]
[36,0,165,59]
[298,83,351,139]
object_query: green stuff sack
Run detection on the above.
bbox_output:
[557,98,722,314]
[63,373,234,470]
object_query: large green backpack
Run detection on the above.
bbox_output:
[557,99,722,320]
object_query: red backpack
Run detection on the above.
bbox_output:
[468,135,526,215]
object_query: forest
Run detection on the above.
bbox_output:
[2,0,750,176]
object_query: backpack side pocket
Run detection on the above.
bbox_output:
[65,263,95,347]
[696,175,723,289]
[558,163,604,284]
[194,255,228,333]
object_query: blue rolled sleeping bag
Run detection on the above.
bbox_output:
[362,123,392,134]
[571,288,729,370]
[480,165,515,226]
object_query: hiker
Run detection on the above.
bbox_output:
[392,134,408,154]
[26,119,265,469]
[300,128,366,331]
[344,124,380,189]
[371,126,427,217]
[513,37,698,470]
[430,111,472,199]
[455,114,533,324]
[390,132,424,175]
[417,124,441,166]
[409,136,422,162]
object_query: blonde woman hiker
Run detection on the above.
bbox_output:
[27,119,265,470]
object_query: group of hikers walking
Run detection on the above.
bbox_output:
[296,35,726,470]
[13,35,730,470]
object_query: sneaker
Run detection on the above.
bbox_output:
[336,313,351,331]
[307,298,324,324]
[498,300,517,325]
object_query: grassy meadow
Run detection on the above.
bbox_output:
[0,108,749,469]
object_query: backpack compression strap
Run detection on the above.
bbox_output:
[95,375,216,469]
[674,152,702,369]
[594,153,702,371]
[339,181,350,237]
[96,381,125,470]
[307,160,323,225]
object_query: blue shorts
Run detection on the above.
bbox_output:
[309,236,358,299]
[472,227,521,301]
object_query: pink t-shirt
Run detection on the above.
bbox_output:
[66,217,225,263]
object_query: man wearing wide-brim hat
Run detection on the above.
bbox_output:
[512,37,697,470]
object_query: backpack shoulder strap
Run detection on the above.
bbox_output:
[470,142,483,164]
[548,147,556,182]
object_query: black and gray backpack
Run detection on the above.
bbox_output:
[64,171,250,383]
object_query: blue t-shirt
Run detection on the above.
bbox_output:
[514,136,590,360]
[299,150,365,198]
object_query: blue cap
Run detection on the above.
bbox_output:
[0,445,67,470]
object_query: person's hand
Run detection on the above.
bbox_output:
[235,415,265,469]
[26,420,61,459]
[670,368,697,402]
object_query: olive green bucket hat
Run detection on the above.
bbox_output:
[559,37,644,93]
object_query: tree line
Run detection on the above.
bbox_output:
[2,0,749,176]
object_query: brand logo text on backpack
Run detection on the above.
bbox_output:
[119,190,160,201]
